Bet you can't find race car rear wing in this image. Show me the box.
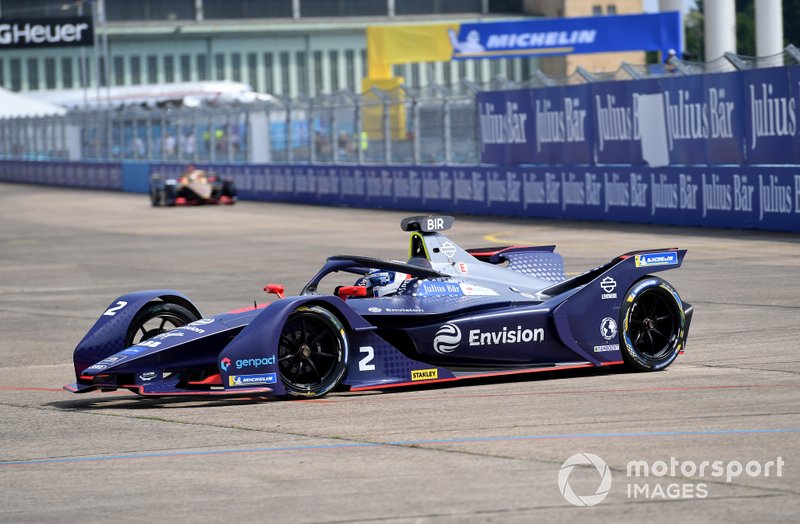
[401,215,454,233]
[539,248,686,299]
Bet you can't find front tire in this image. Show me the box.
[278,306,348,398]
[125,302,199,347]
[620,277,685,371]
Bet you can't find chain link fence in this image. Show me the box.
[1,46,798,165]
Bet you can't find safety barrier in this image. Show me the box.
[1,160,798,233]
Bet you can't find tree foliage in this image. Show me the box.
[687,0,799,60]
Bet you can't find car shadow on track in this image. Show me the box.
[46,366,636,410]
[338,364,633,399]
[46,394,277,411]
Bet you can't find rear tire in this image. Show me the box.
[620,277,685,371]
[150,186,165,206]
[222,180,237,200]
[125,302,199,347]
[164,184,177,206]
[278,306,348,398]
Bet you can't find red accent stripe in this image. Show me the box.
[119,384,273,396]
[467,245,527,258]
[187,374,222,386]
[350,377,460,391]
[349,361,624,392]
[226,303,269,314]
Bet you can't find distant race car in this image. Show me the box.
[66,215,693,399]
[150,167,236,206]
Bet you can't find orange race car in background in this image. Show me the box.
[150,165,237,206]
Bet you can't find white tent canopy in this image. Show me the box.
[0,88,66,118]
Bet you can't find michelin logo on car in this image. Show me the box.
[228,373,277,387]
[635,252,678,267]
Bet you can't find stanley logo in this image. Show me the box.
[411,368,438,381]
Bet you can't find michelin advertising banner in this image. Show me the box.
[451,12,681,60]
[479,65,799,167]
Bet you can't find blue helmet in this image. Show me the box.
[356,270,408,297]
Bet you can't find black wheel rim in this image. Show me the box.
[129,313,188,345]
[278,312,341,390]
[627,290,679,360]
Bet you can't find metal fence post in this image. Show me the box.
[286,101,293,163]
[106,110,113,159]
[355,97,363,165]
[383,98,391,164]
[331,103,339,163]
[146,114,153,162]
[412,97,420,165]
[443,96,451,165]
[309,99,316,164]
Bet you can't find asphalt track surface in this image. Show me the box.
[1,182,799,523]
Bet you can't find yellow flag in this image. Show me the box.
[366,23,459,79]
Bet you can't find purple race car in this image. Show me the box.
[65,215,692,399]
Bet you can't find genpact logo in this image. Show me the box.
[434,323,462,354]
[220,357,231,371]
[236,356,277,369]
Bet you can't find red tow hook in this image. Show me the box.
[264,284,285,299]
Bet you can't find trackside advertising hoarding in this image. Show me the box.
[1,161,797,233]
[451,12,681,60]
[0,17,94,49]
[478,65,800,166]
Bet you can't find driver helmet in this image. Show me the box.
[357,270,409,297]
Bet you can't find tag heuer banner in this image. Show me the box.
[0,17,94,49]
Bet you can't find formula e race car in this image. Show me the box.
[150,167,236,206]
[65,215,693,399]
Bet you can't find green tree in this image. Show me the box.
[736,0,756,56]
[690,0,800,60]
[684,1,705,61]
[783,0,800,48]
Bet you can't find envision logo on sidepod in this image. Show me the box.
[433,323,462,354]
